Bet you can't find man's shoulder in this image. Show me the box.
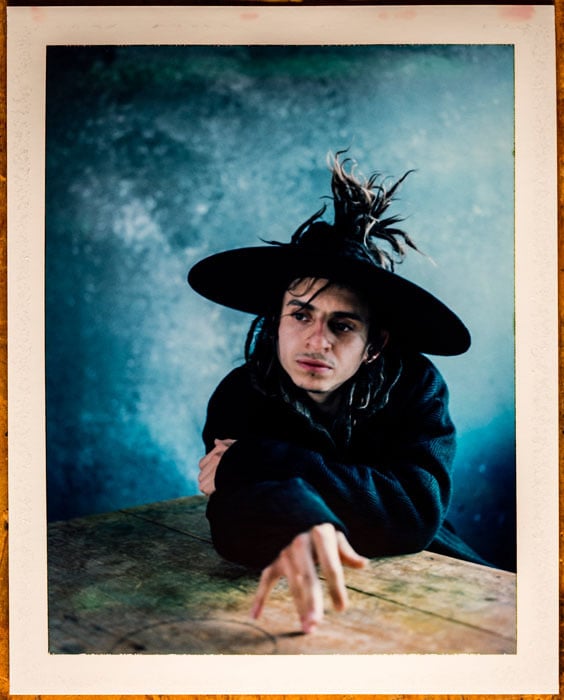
[387,352,448,406]
[400,351,443,379]
[212,364,253,392]
[208,364,261,408]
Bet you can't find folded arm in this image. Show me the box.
[205,361,455,565]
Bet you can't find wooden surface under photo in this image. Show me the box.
[47,495,516,655]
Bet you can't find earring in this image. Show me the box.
[365,352,380,365]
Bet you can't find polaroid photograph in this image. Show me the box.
[6,3,559,695]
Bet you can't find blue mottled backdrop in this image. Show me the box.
[45,45,515,570]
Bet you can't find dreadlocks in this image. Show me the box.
[281,151,421,272]
[329,151,420,271]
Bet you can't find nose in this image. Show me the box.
[305,319,331,351]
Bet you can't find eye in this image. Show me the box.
[330,320,354,334]
[290,310,310,322]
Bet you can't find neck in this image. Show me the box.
[305,389,343,418]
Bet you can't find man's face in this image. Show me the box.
[277,278,375,408]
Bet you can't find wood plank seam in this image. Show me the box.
[117,509,213,544]
[341,583,515,642]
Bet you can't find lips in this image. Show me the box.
[296,356,333,373]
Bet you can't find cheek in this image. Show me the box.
[345,337,371,362]
[344,345,371,375]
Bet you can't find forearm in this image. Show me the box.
[214,437,452,558]
[206,477,346,568]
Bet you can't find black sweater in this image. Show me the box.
[203,353,488,569]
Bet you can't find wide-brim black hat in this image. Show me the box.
[188,235,471,356]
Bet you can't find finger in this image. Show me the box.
[311,525,348,611]
[199,448,220,471]
[199,456,217,485]
[284,534,324,633]
[250,562,282,620]
[198,470,210,494]
[201,441,229,464]
[198,472,215,495]
[199,447,224,477]
[336,531,369,568]
[210,445,229,460]
[198,460,214,484]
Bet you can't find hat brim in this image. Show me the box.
[188,246,470,356]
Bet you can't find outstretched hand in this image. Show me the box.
[198,438,236,495]
[250,523,367,634]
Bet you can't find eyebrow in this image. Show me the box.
[285,299,369,324]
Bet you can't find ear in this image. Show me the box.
[364,330,390,364]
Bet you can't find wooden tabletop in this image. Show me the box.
[47,495,516,655]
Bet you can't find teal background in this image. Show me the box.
[45,45,515,570]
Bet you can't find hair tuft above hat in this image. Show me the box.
[329,150,420,272]
[263,151,421,273]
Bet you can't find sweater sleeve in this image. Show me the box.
[203,360,455,568]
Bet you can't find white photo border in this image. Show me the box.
[6,4,559,695]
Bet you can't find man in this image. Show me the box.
[188,153,487,634]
